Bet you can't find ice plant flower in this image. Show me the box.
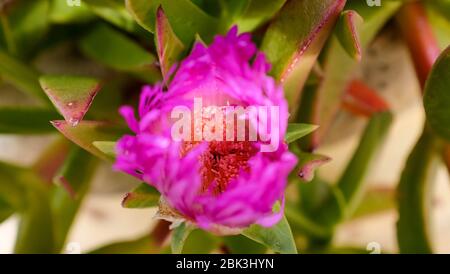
[114,27,297,234]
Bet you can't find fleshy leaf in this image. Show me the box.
[0,0,50,57]
[352,187,395,219]
[335,10,363,61]
[51,148,98,252]
[0,107,57,134]
[39,75,102,127]
[51,120,129,161]
[122,183,160,209]
[297,151,331,182]
[49,0,94,24]
[79,24,160,82]
[234,0,287,32]
[155,7,185,81]
[125,0,219,44]
[83,0,137,32]
[314,111,392,227]
[424,46,450,141]
[285,123,318,144]
[93,141,117,159]
[242,215,297,254]
[125,0,155,32]
[171,222,194,254]
[89,234,159,254]
[316,1,401,139]
[261,0,346,112]
[343,80,390,117]
[0,50,48,104]
[223,235,267,254]
[397,129,438,254]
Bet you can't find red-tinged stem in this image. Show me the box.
[32,138,71,183]
[342,80,390,118]
[397,2,450,173]
[151,220,171,247]
[444,145,450,176]
[396,1,441,89]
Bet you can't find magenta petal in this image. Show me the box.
[114,26,297,231]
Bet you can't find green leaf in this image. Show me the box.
[352,187,395,219]
[14,172,55,254]
[284,204,332,239]
[51,147,98,252]
[427,0,450,22]
[51,120,129,161]
[125,0,219,44]
[285,123,318,144]
[79,24,160,83]
[316,1,401,137]
[424,46,450,141]
[182,230,221,254]
[93,141,116,159]
[124,0,155,32]
[88,234,159,254]
[242,215,297,254]
[0,50,48,104]
[261,0,346,112]
[40,75,101,126]
[83,0,138,32]
[49,0,95,24]
[155,7,185,80]
[336,112,392,215]
[0,200,13,224]
[296,151,331,182]
[315,112,393,226]
[0,107,57,134]
[171,222,195,254]
[223,235,267,254]
[0,161,27,211]
[397,128,439,254]
[0,0,50,57]
[0,142,54,255]
[335,10,363,61]
[426,2,450,49]
[234,0,286,32]
[122,183,160,209]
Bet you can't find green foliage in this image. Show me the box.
[122,183,160,209]
[424,47,450,140]
[242,215,297,254]
[397,128,439,254]
[0,107,57,134]
[0,0,448,255]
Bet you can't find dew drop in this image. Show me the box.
[69,117,79,127]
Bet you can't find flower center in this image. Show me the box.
[183,141,257,195]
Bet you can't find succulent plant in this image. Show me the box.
[0,0,449,254]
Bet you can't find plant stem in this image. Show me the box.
[443,145,450,176]
[0,12,16,55]
[396,1,441,89]
[342,80,390,117]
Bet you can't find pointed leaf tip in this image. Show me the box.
[155,6,185,81]
[297,152,332,182]
[51,120,128,160]
[336,10,363,61]
[40,75,101,126]
[285,123,319,144]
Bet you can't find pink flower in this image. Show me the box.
[114,27,297,233]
